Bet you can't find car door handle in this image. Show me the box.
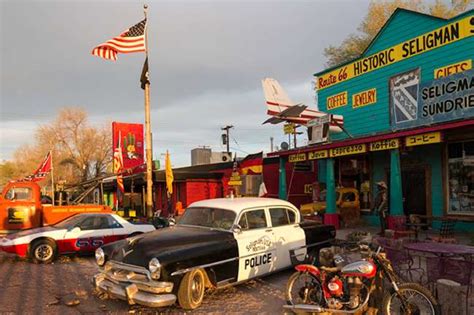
[265,229,272,232]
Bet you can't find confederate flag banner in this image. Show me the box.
[23,151,52,182]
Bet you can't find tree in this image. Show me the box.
[10,107,112,185]
[324,0,472,67]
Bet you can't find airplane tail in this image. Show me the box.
[262,78,296,113]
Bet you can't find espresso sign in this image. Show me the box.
[330,144,366,157]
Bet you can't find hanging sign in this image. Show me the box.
[327,91,348,110]
[369,139,400,151]
[289,153,307,163]
[316,16,474,90]
[329,144,366,157]
[283,123,295,134]
[405,132,442,147]
[434,59,472,78]
[353,88,377,108]
[308,150,328,160]
[228,171,242,186]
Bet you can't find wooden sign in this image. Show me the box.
[329,144,366,157]
[289,153,307,163]
[308,150,328,160]
[370,139,399,151]
[405,132,442,147]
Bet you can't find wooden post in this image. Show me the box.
[144,4,154,218]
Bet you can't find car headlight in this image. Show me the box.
[148,258,161,280]
[95,248,105,266]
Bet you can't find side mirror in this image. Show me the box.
[231,224,242,234]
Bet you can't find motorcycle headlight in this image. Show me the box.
[148,258,161,280]
[95,248,105,266]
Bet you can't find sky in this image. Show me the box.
[1,0,372,167]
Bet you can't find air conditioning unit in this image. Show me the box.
[221,153,231,162]
[308,114,331,145]
[210,152,232,164]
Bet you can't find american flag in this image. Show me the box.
[92,19,146,61]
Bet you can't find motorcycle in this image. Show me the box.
[284,243,439,314]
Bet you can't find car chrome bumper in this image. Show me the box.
[93,261,176,308]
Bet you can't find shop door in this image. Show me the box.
[401,169,427,216]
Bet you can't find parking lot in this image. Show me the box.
[0,252,291,314]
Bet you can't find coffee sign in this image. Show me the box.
[370,139,399,151]
[289,153,307,163]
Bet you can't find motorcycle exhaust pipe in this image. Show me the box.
[283,302,366,314]
[283,288,370,314]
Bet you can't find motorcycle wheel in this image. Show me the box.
[382,282,439,315]
[286,271,325,306]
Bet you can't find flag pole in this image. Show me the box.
[143,4,154,218]
[51,150,55,205]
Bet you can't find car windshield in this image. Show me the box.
[178,207,236,230]
[54,215,85,229]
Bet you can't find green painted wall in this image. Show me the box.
[316,10,474,141]
[368,145,444,226]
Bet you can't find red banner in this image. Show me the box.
[112,122,144,173]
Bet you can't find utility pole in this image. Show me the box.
[270,137,274,152]
[221,125,233,154]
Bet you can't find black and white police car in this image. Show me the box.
[93,197,336,310]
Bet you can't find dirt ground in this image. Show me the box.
[0,252,291,314]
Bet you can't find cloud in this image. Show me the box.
[1,0,370,164]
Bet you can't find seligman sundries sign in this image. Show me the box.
[393,69,474,129]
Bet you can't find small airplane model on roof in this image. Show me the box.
[262,78,344,133]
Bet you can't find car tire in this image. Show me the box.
[30,239,57,264]
[177,268,206,310]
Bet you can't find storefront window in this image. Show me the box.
[448,141,474,215]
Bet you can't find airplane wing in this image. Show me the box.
[262,116,285,125]
[278,104,307,117]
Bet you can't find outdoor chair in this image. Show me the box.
[391,216,417,240]
[425,256,472,314]
[426,218,457,243]
[384,243,424,282]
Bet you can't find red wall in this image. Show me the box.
[185,180,223,206]
[263,158,317,209]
